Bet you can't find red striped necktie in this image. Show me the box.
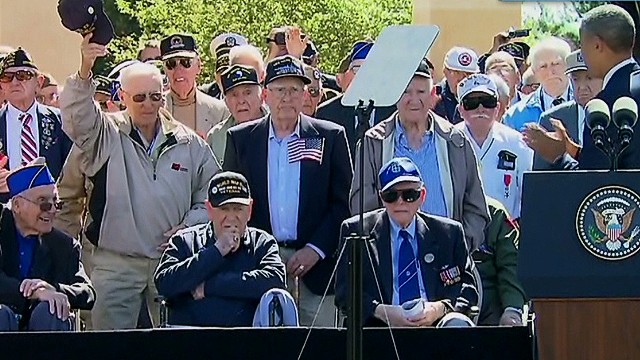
[19,113,37,165]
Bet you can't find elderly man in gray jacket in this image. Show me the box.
[350,59,489,251]
[59,34,220,330]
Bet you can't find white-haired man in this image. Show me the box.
[484,51,523,106]
[229,45,266,82]
[503,37,574,131]
[59,34,220,330]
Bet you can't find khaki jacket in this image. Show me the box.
[165,90,230,137]
[54,145,93,239]
[59,74,220,258]
[350,112,489,250]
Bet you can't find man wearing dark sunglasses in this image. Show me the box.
[0,158,94,331]
[336,157,477,328]
[59,33,220,330]
[160,33,229,138]
[0,48,72,204]
[350,59,489,252]
[455,74,532,221]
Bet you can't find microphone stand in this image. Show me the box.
[347,99,374,360]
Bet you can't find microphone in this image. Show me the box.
[585,99,611,153]
[612,96,638,148]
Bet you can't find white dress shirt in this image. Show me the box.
[456,122,533,218]
[6,102,39,170]
[602,58,636,90]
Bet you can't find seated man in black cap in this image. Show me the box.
[0,48,73,203]
[154,171,287,327]
[0,158,95,331]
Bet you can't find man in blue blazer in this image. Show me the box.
[555,5,640,169]
[335,157,477,327]
[0,48,72,202]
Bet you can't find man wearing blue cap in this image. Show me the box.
[223,55,352,326]
[0,158,95,331]
[316,40,397,156]
[336,157,477,327]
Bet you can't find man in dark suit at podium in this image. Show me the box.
[554,4,640,170]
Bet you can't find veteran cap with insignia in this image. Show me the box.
[457,73,498,100]
[0,48,38,74]
[57,0,114,45]
[210,32,248,57]
[565,49,588,74]
[444,46,479,73]
[160,33,198,60]
[302,41,318,65]
[264,55,311,86]
[215,48,231,74]
[208,171,252,207]
[7,157,55,198]
[221,65,260,94]
[414,59,432,79]
[378,157,423,192]
[93,75,113,96]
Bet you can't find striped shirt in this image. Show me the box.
[394,118,448,217]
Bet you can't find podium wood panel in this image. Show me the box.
[535,299,640,360]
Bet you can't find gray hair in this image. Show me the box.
[487,73,510,101]
[529,37,572,69]
[581,4,635,53]
[120,63,163,91]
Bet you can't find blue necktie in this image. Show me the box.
[398,230,421,304]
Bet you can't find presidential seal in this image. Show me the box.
[576,186,640,261]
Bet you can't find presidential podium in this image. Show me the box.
[519,170,640,360]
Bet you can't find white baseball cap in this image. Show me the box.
[457,74,498,100]
[565,49,587,74]
[444,46,479,73]
[210,33,248,56]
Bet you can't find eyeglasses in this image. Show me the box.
[36,93,59,104]
[307,87,321,98]
[348,64,361,74]
[143,56,162,62]
[122,90,163,103]
[380,188,422,203]
[0,70,36,83]
[164,58,193,70]
[267,86,304,98]
[17,196,62,212]
[527,83,540,91]
[461,96,498,111]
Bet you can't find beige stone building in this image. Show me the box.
[0,0,521,82]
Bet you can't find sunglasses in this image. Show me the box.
[164,58,193,70]
[380,188,422,203]
[0,70,36,83]
[124,91,163,103]
[18,196,63,212]
[462,96,498,111]
[307,87,321,98]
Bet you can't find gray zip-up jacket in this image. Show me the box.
[59,73,220,258]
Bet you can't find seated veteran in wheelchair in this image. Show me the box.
[154,171,295,327]
[335,157,478,328]
[474,197,527,326]
[0,158,95,331]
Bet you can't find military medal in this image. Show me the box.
[503,173,512,199]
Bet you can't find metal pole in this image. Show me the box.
[347,100,374,360]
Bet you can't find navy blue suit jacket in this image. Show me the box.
[223,114,353,296]
[0,103,72,201]
[562,62,640,170]
[335,209,478,327]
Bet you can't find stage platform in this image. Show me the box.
[0,326,533,360]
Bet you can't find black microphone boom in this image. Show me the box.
[612,96,638,148]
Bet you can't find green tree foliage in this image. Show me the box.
[100,0,412,82]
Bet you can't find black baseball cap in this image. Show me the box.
[160,34,198,60]
[0,48,38,73]
[208,172,251,207]
[498,43,525,60]
[221,65,260,94]
[57,0,114,45]
[93,75,113,95]
[414,59,432,78]
[264,55,311,86]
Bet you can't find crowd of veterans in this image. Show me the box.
[0,2,638,332]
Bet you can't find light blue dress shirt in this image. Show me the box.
[394,119,448,217]
[389,216,427,305]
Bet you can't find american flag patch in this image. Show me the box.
[288,137,324,163]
